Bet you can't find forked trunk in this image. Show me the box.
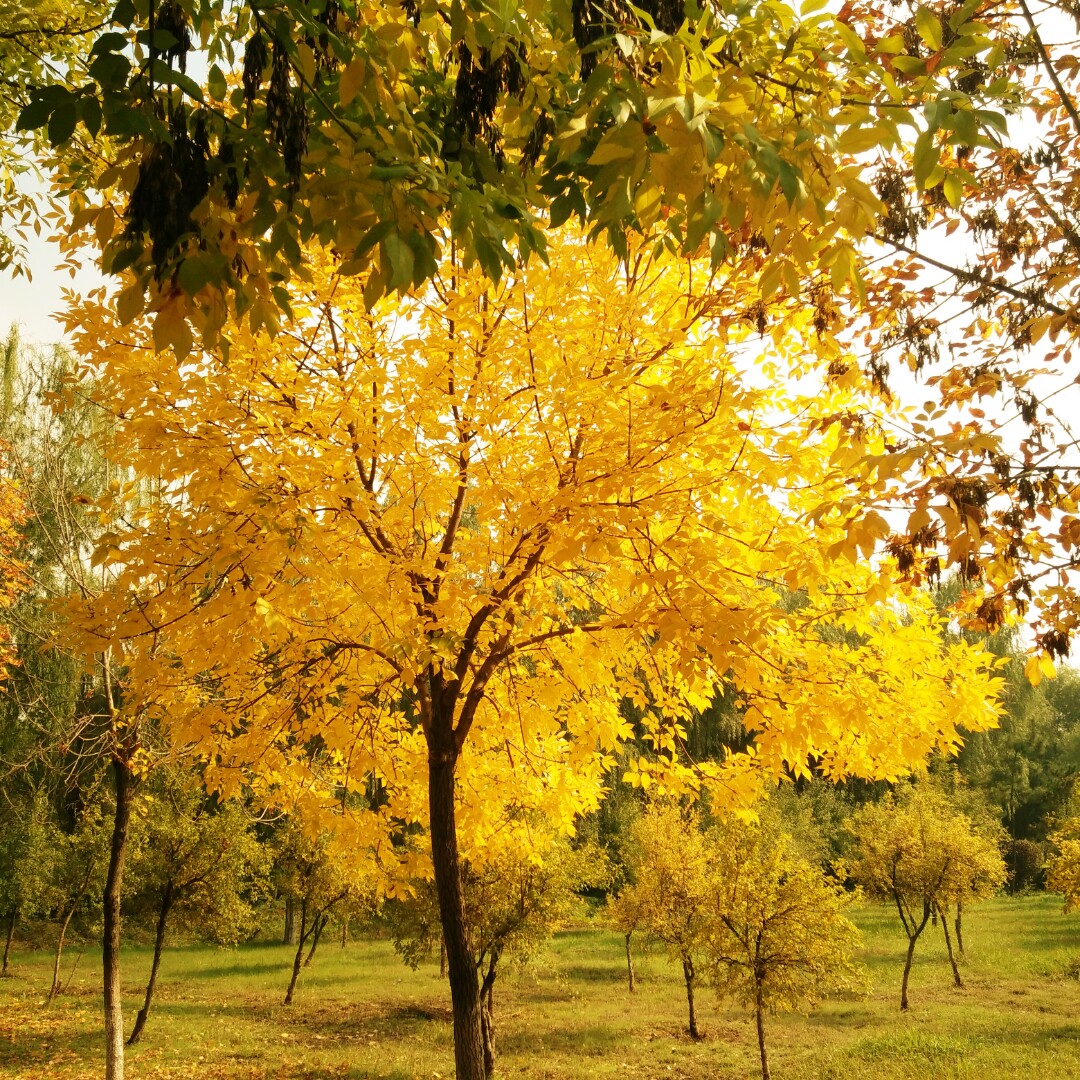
[899,901,932,1011]
[428,744,485,1080]
[942,913,963,988]
[624,931,635,993]
[48,899,78,1002]
[2,906,15,976]
[479,947,500,1079]
[283,900,308,1005]
[755,983,770,1080]
[128,879,174,1045]
[104,755,135,1080]
[681,954,700,1039]
[304,913,327,967]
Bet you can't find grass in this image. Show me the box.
[5,895,1080,1078]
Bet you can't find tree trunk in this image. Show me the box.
[955,901,964,958]
[681,954,700,1039]
[284,898,297,945]
[440,938,447,978]
[2,906,15,976]
[428,744,485,1080]
[900,934,918,1011]
[340,920,348,949]
[479,948,500,1079]
[942,912,963,989]
[303,913,327,967]
[128,880,174,1045]
[624,931,635,993]
[283,900,308,1005]
[104,755,135,1080]
[48,899,78,1002]
[755,983,770,1080]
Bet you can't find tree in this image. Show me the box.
[392,835,605,1075]
[850,785,1006,1009]
[68,235,1001,1079]
[11,0,1020,349]
[613,801,713,1038]
[701,813,865,1080]
[1044,813,1080,913]
[125,769,268,1044]
[272,817,374,1007]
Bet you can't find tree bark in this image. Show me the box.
[104,755,135,1080]
[440,938,447,978]
[284,898,297,945]
[303,912,327,967]
[48,900,78,1002]
[942,913,963,988]
[681,954,700,1039]
[283,900,308,1005]
[624,931,635,993]
[428,744,485,1080]
[755,983,770,1080]
[479,947,500,1079]
[900,934,917,1011]
[128,879,174,1045]
[955,900,964,958]
[2,906,15,976]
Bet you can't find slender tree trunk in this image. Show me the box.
[681,954,699,1039]
[284,898,297,945]
[900,935,919,1011]
[104,755,135,1080]
[755,983,770,1080]
[48,900,78,1002]
[955,900,965,958]
[340,920,348,949]
[2,906,15,976]
[283,901,308,1005]
[624,931,635,993]
[440,938,447,978]
[428,743,485,1080]
[942,913,963,988]
[128,880,174,1045]
[479,948,500,1079]
[303,913,327,967]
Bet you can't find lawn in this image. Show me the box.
[4,895,1080,1078]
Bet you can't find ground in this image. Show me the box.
[3,895,1080,1078]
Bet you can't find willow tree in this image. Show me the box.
[68,234,999,1079]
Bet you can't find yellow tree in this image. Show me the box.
[67,234,1000,1079]
[702,813,865,1080]
[850,785,1006,1009]
[1045,816,1080,913]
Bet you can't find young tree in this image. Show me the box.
[69,236,1000,1079]
[614,802,713,1038]
[1044,815,1080,913]
[850,785,1006,1009]
[392,835,605,1075]
[272,818,374,1007]
[701,813,865,1080]
[125,770,268,1044]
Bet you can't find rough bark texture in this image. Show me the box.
[428,743,485,1080]
[2,906,15,976]
[128,880,174,1045]
[755,984,771,1080]
[681,954,699,1039]
[624,932,635,993]
[104,755,135,1080]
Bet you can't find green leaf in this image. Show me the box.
[915,6,942,52]
[48,102,78,146]
[777,160,800,204]
[208,64,228,102]
[16,97,53,132]
[178,255,218,295]
[91,32,129,56]
[382,230,414,291]
[912,130,938,188]
[79,97,103,140]
[89,50,132,88]
[112,0,136,27]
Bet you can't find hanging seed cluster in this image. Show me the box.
[447,42,526,167]
[243,31,309,185]
[573,0,685,80]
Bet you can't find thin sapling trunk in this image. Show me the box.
[681,954,700,1039]
[2,906,15,976]
[128,879,174,1045]
[104,754,135,1080]
[624,931,635,993]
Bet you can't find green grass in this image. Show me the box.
[5,895,1080,1078]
